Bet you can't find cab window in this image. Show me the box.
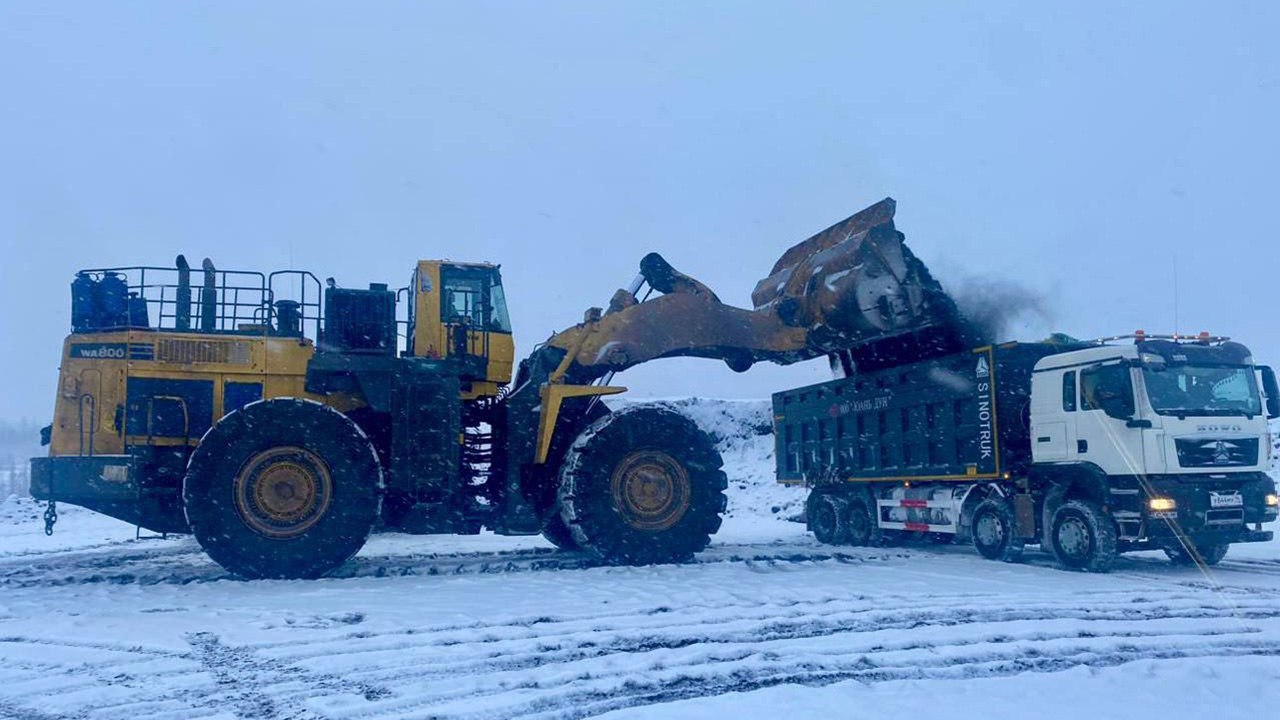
[489,278,512,332]
[442,273,484,326]
[1062,371,1077,412]
[439,265,513,332]
[1080,364,1135,416]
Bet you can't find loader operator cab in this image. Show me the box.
[407,260,515,396]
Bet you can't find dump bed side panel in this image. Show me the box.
[773,345,1056,485]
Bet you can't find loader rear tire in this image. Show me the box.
[183,399,382,580]
[558,406,726,565]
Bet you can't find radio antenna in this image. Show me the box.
[1172,252,1179,337]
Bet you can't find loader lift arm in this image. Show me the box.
[507,197,972,470]
[556,199,969,385]
[527,197,969,386]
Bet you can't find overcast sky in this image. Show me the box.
[2,1,1278,421]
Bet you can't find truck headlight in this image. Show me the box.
[1267,493,1279,508]
[1149,497,1178,512]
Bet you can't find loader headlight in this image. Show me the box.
[1266,493,1279,508]
[1148,497,1178,512]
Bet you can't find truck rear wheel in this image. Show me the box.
[845,492,883,547]
[1164,542,1229,566]
[1049,499,1117,573]
[183,399,382,579]
[558,406,726,565]
[808,492,850,545]
[971,497,1024,562]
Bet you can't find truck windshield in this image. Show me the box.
[1142,365,1262,417]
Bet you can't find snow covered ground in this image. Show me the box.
[1,401,1278,719]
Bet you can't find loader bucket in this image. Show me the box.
[751,197,958,355]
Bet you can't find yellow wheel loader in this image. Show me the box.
[30,198,966,578]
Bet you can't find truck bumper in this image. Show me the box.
[30,451,189,533]
[1136,517,1274,540]
[1112,472,1277,548]
[1135,525,1273,546]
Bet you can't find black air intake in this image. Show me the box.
[321,283,396,355]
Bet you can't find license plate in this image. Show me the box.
[1210,492,1243,508]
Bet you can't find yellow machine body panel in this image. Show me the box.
[409,260,514,395]
[47,330,361,458]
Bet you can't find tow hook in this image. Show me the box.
[43,500,57,536]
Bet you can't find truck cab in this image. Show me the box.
[1030,334,1279,555]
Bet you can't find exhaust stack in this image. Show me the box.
[200,258,217,332]
[175,255,192,331]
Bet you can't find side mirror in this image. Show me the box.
[1262,365,1280,420]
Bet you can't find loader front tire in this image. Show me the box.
[558,406,726,565]
[183,399,382,580]
[540,513,581,551]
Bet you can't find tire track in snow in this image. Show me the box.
[286,598,1280,686]
[5,593,1279,720]
[7,529,1280,719]
[6,526,1275,593]
[1213,558,1280,577]
[7,534,1275,601]
[10,589,1268,720]
[0,632,394,720]
[257,589,1279,720]
[185,632,325,720]
[339,630,1280,720]
[0,540,912,589]
[511,639,1280,720]
[343,624,1267,715]
[0,698,79,720]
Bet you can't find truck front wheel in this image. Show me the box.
[1049,500,1117,573]
[183,399,383,579]
[558,406,726,565]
